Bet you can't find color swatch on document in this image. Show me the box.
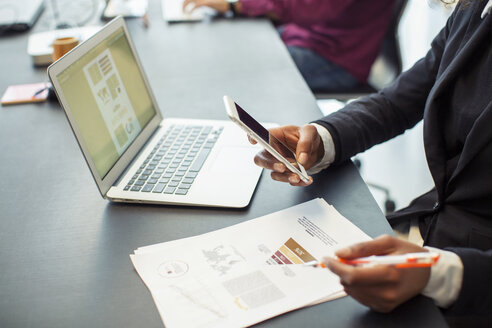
[267,237,317,265]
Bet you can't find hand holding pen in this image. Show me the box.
[322,235,433,313]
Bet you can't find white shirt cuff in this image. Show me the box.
[307,123,335,175]
[422,247,464,308]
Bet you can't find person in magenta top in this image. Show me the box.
[183,0,394,91]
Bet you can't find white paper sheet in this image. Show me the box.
[130,198,371,327]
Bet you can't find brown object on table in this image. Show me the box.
[52,37,79,62]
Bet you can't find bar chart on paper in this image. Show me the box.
[268,237,317,265]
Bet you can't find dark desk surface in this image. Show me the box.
[0,2,447,327]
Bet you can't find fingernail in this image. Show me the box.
[298,152,308,165]
[289,175,300,184]
[336,248,351,258]
[323,257,336,270]
[273,163,285,172]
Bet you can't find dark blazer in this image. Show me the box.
[314,1,492,315]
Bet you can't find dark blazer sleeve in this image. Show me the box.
[444,248,492,315]
[313,8,457,164]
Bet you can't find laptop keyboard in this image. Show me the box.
[124,124,223,195]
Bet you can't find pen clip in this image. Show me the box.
[394,253,440,268]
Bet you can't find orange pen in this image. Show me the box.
[303,252,440,269]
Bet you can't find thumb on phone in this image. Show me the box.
[247,134,257,145]
[296,125,318,167]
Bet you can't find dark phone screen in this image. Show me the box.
[235,102,296,161]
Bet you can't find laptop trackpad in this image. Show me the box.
[209,146,257,174]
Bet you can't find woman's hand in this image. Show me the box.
[182,0,230,13]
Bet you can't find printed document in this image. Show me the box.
[130,198,371,327]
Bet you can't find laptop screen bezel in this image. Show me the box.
[47,16,163,197]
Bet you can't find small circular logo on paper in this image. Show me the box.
[158,260,189,278]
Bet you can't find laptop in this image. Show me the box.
[48,16,262,208]
[161,0,216,22]
[0,0,44,32]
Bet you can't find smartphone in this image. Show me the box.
[223,95,310,183]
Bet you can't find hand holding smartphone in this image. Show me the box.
[223,95,310,183]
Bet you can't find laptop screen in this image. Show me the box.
[56,27,156,179]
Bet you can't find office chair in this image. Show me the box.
[314,0,408,101]
[353,158,396,214]
[316,0,408,214]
